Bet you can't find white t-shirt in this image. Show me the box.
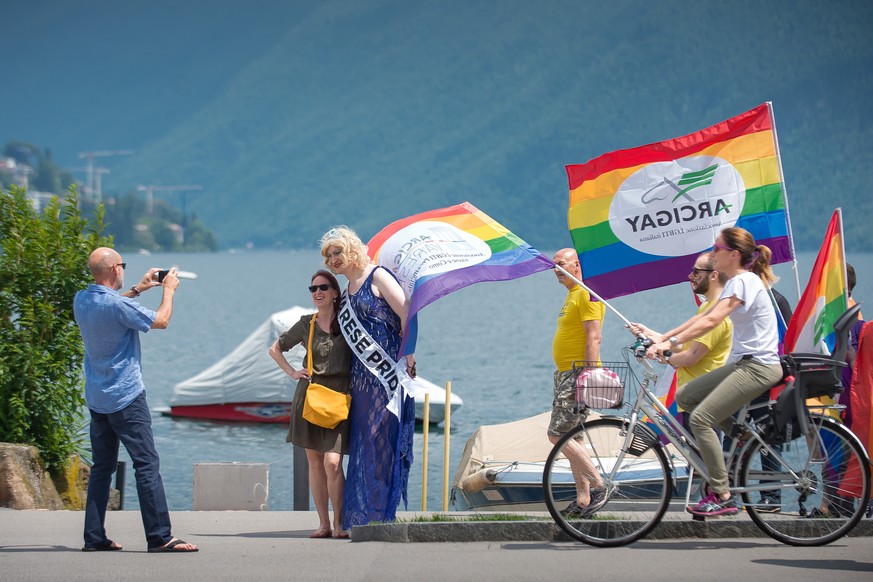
[720,271,780,365]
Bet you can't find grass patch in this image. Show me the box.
[398,513,549,523]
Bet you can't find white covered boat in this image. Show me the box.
[164,306,462,424]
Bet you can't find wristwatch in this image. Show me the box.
[129,286,140,297]
[668,336,679,346]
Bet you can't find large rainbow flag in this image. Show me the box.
[783,209,847,355]
[566,103,794,299]
[367,202,555,355]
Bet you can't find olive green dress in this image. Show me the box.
[277,314,352,454]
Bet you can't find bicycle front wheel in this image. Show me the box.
[542,417,673,547]
[740,415,872,545]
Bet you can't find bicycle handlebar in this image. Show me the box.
[629,337,671,362]
[630,337,652,358]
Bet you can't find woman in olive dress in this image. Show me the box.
[268,270,352,538]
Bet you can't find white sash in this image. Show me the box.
[338,290,408,418]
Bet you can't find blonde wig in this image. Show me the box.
[320,226,371,270]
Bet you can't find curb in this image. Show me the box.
[352,517,873,543]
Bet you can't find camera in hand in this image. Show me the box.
[156,269,170,283]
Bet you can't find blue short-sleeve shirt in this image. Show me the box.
[73,284,156,413]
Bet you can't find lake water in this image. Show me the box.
[116,249,872,511]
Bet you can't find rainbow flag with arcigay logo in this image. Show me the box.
[566,103,794,299]
[367,202,555,355]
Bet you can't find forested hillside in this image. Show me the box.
[2,0,871,250]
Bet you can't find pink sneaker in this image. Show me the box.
[687,493,740,517]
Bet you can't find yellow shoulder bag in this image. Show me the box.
[302,314,351,429]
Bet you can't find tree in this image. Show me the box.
[184,218,219,252]
[96,192,219,252]
[0,185,111,473]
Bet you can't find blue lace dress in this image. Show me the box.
[342,267,416,529]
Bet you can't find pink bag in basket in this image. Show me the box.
[575,367,624,409]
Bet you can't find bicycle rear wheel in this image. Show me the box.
[740,415,871,545]
[543,417,673,547]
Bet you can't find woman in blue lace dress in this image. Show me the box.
[321,226,417,531]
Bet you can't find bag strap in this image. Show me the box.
[306,314,317,375]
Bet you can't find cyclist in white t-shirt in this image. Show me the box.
[644,227,784,518]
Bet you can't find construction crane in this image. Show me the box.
[68,167,111,201]
[136,184,203,216]
[77,149,134,201]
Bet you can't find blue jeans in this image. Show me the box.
[84,391,172,549]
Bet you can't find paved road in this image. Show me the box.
[1,509,871,582]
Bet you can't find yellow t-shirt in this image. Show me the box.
[676,301,733,386]
[552,285,606,372]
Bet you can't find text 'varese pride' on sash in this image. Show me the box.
[338,291,407,418]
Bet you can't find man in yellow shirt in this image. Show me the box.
[668,252,732,383]
[548,248,607,517]
[630,251,732,385]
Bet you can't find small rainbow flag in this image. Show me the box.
[367,202,555,354]
[566,103,794,299]
[783,209,848,355]
[646,369,679,444]
[783,209,848,419]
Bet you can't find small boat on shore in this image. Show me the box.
[451,412,554,511]
[162,306,462,424]
[451,412,689,511]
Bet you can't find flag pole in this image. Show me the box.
[555,265,632,327]
[766,101,801,299]
[838,207,849,307]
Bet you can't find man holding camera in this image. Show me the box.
[73,247,197,553]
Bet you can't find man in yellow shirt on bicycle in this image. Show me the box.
[549,248,608,517]
[632,252,733,385]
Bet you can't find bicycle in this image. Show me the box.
[542,303,871,547]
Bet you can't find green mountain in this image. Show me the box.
[2,0,872,251]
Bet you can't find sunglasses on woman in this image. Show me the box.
[308,284,332,293]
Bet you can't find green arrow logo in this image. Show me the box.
[669,164,718,202]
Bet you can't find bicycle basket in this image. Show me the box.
[784,353,847,398]
[573,361,628,409]
[627,421,660,456]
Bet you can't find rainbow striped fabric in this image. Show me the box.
[566,103,793,299]
[367,202,555,354]
[783,210,847,419]
[784,209,848,355]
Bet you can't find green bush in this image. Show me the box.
[0,185,110,473]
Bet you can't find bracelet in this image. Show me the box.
[129,286,140,297]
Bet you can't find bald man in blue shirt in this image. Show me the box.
[74,247,197,553]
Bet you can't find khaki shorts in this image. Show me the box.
[548,369,581,436]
